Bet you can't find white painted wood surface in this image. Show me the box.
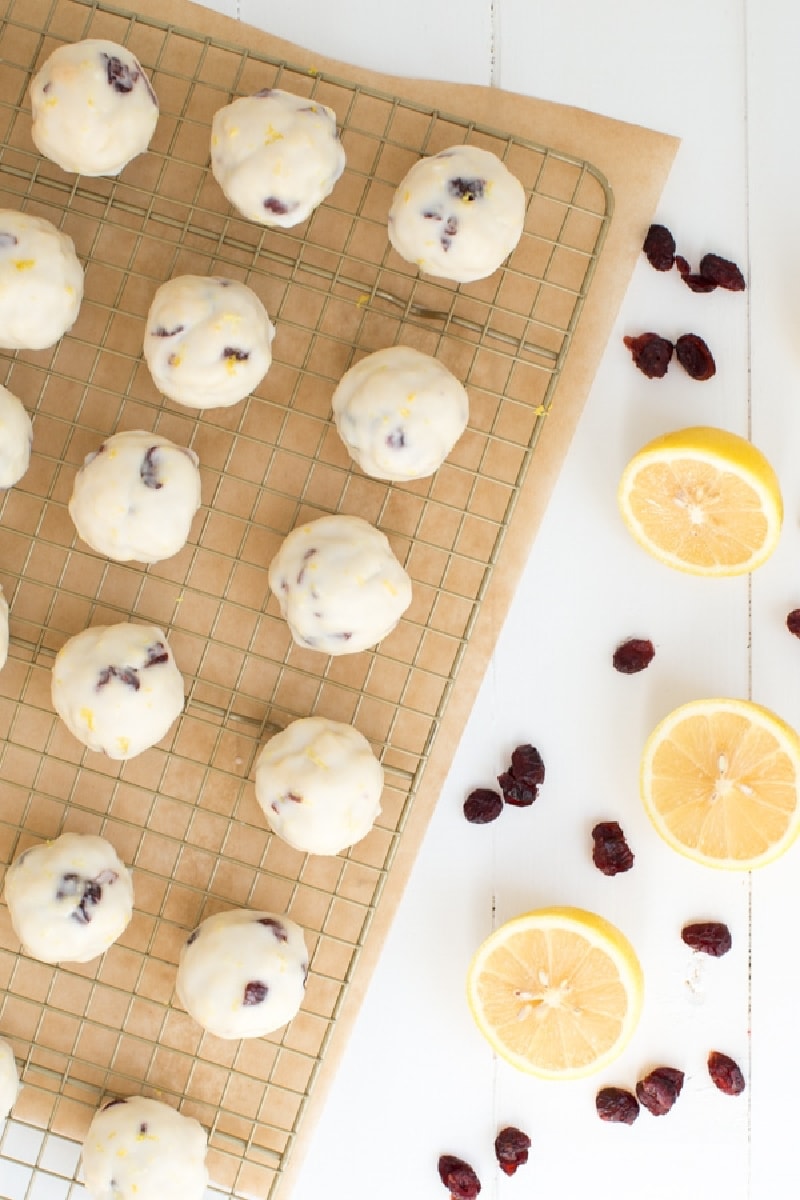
[2,1,795,1197]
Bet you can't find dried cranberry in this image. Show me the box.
[223,347,250,362]
[510,744,546,788]
[144,642,169,667]
[103,53,139,94]
[681,272,718,294]
[623,332,673,378]
[591,821,634,875]
[264,197,294,216]
[699,253,746,292]
[675,333,716,380]
[448,178,485,202]
[463,788,503,824]
[595,1087,639,1124]
[257,916,288,942]
[787,609,800,638]
[681,921,732,957]
[675,255,691,276]
[497,773,538,806]
[140,446,162,490]
[243,981,268,1006]
[707,1051,745,1096]
[441,215,459,251]
[494,1126,531,1176]
[642,223,676,271]
[437,1154,481,1199]
[612,638,655,674]
[635,1067,684,1116]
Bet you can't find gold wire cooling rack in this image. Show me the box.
[0,0,612,1194]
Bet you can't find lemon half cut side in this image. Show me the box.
[466,907,644,1079]
[640,697,800,869]
[618,425,783,576]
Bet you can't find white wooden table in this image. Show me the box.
[1,1,796,1197]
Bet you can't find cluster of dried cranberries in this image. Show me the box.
[624,331,716,381]
[643,223,746,293]
[625,223,745,383]
[463,744,545,824]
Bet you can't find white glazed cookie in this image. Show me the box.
[69,430,201,563]
[176,909,308,1039]
[82,1095,209,1200]
[0,1039,20,1121]
[0,585,7,671]
[210,87,345,227]
[254,717,384,855]
[388,144,526,283]
[0,384,33,488]
[143,275,275,409]
[51,623,184,760]
[332,346,469,481]
[0,211,84,349]
[268,514,412,655]
[4,832,134,964]
[30,39,159,176]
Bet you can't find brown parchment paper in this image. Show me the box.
[0,0,677,1195]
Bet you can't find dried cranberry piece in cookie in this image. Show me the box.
[0,232,18,249]
[787,609,800,638]
[636,1067,684,1115]
[623,332,673,378]
[96,665,140,691]
[463,788,503,824]
[257,917,288,942]
[223,347,250,362]
[243,981,269,1006]
[447,177,486,202]
[675,333,716,380]
[144,642,169,668]
[595,1086,640,1124]
[699,253,746,291]
[152,324,184,338]
[140,446,163,490]
[494,1126,531,1176]
[441,215,459,251]
[642,223,676,271]
[591,821,634,875]
[612,637,655,674]
[103,53,140,94]
[264,197,295,216]
[681,921,732,957]
[437,1155,481,1199]
[708,1051,746,1095]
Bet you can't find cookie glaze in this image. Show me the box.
[211,88,345,227]
[143,275,275,409]
[268,514,412,655]
[69,430,201,563]
[30,39,158,176]
[388,144,526,282]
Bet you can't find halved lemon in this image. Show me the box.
[466,907,644,1079]
[641,697,800,869]
[618,425,783,575]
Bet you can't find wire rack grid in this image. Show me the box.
[0,0,612,1195]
